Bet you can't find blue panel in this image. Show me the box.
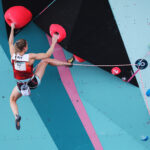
[108,0,150,113]
[64,50,150,149]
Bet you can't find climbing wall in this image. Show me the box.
[108,0,150,114]
[34,0,138,86]
[2,0,138,86]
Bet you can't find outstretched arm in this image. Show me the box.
[9,23,15,57]
[29,34,59,60]
[45,34,58,57]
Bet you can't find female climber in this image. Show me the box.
[9,23,72,130]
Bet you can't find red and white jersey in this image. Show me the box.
[11,54,34,80]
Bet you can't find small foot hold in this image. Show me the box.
[141,136,149,141]
[146,89,150,97]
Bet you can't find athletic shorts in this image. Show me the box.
[16,75,41,93]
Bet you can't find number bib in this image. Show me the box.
[14,62,26,71]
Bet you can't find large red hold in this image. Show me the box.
[4,6,32,29]
[49,24,66,43]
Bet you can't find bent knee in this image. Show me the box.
[40,59,50,64]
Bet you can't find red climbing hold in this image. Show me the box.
[4,6,32,29]
[73,55,85,63]
[111,67,121,75]
[49,24,66,42]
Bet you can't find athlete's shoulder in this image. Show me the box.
[11,53,15,60]
[12,53,29,61]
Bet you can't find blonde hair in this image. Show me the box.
[14,39,27,53]
[14,39,27,62]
